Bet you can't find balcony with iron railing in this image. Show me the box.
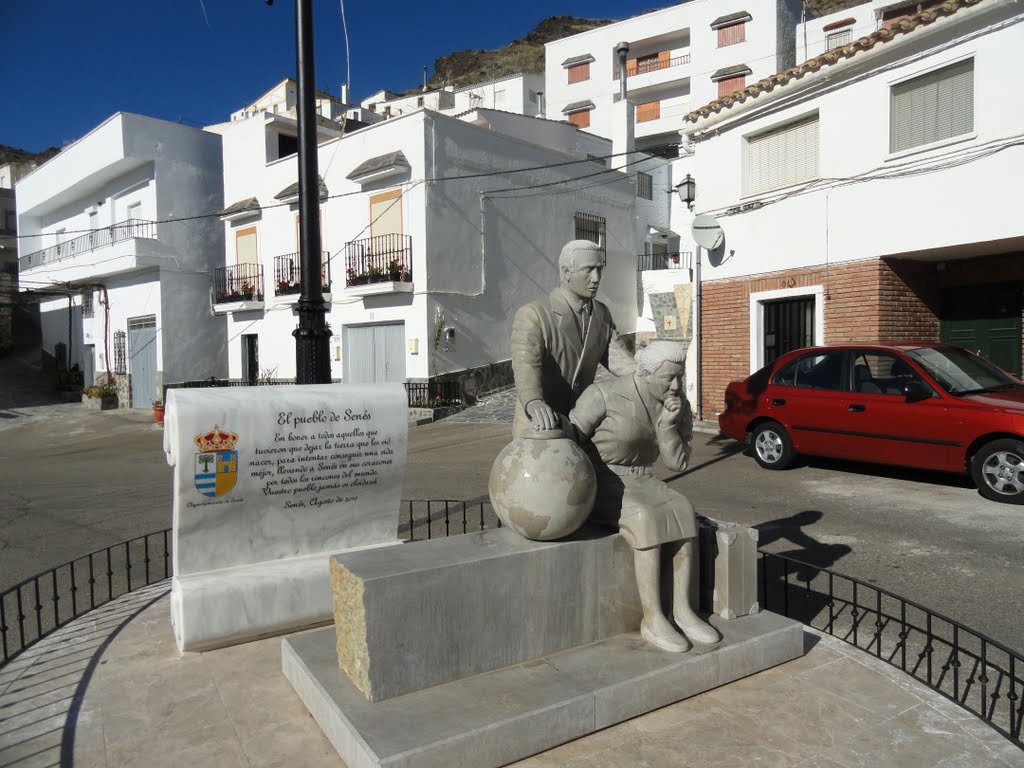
[213,263,265,309]
[273,251,331,298]
[614,53,691,80]
[638,251,693,271]
[343,234,413,296]
[19,219,158,273]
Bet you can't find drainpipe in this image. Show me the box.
[67,295,73,372]
[616,41,629,100]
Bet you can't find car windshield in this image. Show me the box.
[905,346,1020,395]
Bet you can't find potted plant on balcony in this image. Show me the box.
[82,382,118,411]
[152,399,165,426]
[388,259,411,282]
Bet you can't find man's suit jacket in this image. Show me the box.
[510,287,633,437]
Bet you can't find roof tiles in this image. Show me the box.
[685,0,984,124]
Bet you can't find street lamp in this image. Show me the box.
[674,174,696,211]
[269,0,333,383]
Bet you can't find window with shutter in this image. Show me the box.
[568,110,591,129]
[718,22,746,47]
[567,62,590,84]
[717,75,747,98]
[636,101,661,122]
[890,59,973,153]
[235,226,258,267]
[745,115,819,196]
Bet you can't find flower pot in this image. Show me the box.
[153,404,165,426]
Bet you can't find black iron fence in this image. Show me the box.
[637,251,692,271]
[761,552,1023,749]
[214,262,265,303]
[273,251,331,295]
[406,380,463,408]
[344,234,412,286]
[5,515,1020,752]
[19,219,157,272]
[400,499,500,541]
[1,530,171,666]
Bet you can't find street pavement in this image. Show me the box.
[1,381,1021,655]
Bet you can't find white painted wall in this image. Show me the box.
[424,113,639,377]
[684,0,1024,285]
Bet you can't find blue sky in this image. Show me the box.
[3,0,666,153]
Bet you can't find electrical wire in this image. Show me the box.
[7,148,659,243]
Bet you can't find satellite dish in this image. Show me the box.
[692,214,724,250]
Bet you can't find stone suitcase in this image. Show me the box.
[695,515,759,619]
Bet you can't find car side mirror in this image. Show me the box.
[903,381,932,401]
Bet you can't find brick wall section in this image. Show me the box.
[700,258,940,416]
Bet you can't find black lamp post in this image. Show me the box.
[272,0,333,384]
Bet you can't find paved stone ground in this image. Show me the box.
[445,386,518,423]
[0,584,1020,768]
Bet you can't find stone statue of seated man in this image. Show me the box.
[566,340,720,653]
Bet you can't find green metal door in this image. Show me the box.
[940,284,1022,376]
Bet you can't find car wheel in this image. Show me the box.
[971,439,1024,504]
[751,421,794,470]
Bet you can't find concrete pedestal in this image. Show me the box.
[283,611,804,768]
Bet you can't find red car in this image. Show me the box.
[718,344,1024,503]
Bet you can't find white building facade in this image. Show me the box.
[357,73,545,122]
[544,0,802,155]
[16,113,227,406]
[216,104,668,395]
[681,0,1024,413]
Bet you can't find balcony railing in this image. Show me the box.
[214,262,265,303]
[344,234,413,287]
[19,219,157,271]
[637,252,692,271]
[614,53,691,79]
[273,251,331,296]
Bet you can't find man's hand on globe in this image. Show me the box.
[525,399,559,431]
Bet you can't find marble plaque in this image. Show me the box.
[163,383,407,651]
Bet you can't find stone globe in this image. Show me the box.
[488,433,596,541]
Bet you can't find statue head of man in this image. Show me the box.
[635,341,687,404]
[558,240,605,302]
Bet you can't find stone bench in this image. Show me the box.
[330,518,759,702]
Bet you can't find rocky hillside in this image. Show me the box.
[421,0,867,92]
[0,144,60,167]
[425,16,615,90]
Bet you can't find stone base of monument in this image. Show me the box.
[283,611,802,768]
[282,526,803,768]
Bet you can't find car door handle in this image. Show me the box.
[772,398,786,406]
[849,404,866,412]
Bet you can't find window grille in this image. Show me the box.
[81,291,94,318]
[745,115,819,195]
[574,212,606,256]
[113,331,127,374]
[825,28,852,49]
[636,172,653,200]
[891,59,973,153]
